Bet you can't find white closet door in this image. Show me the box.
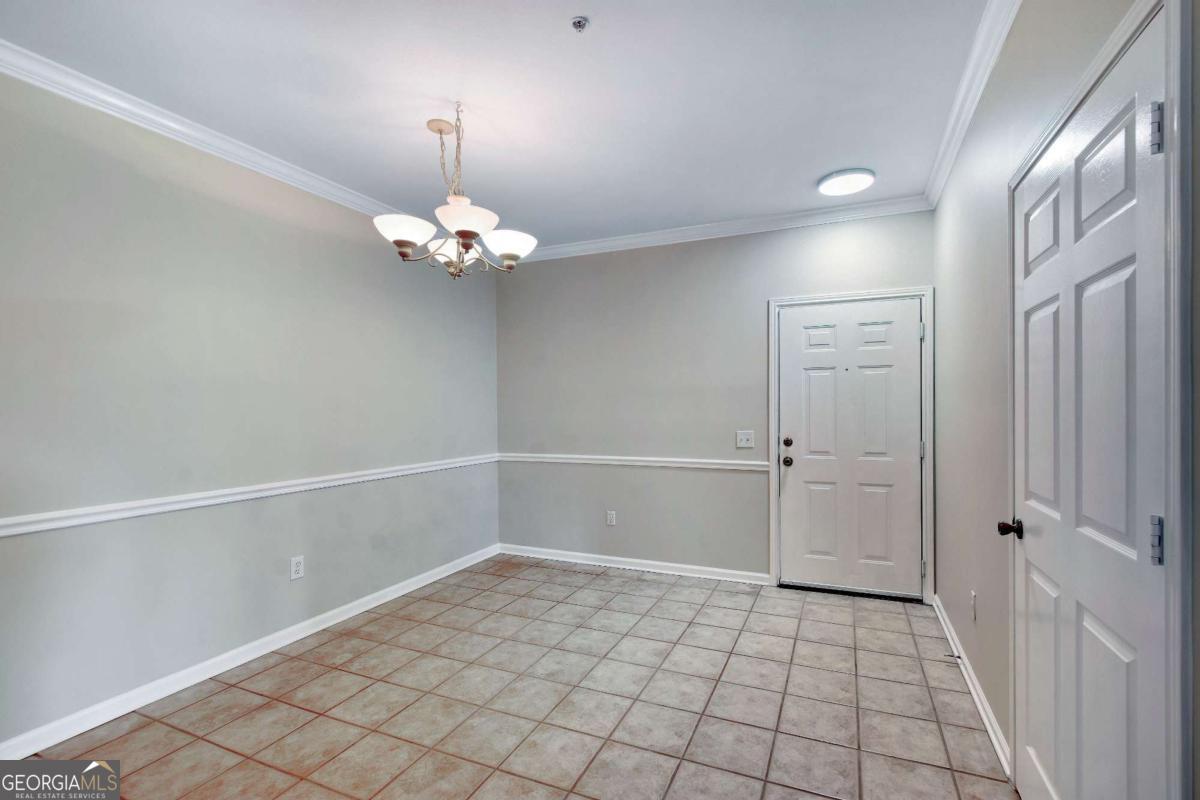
[1011,12,1167,800]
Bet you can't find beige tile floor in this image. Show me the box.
[35,554,1019,800]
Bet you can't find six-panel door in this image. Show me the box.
[1012,12,1167,800]
[778,296,923,597]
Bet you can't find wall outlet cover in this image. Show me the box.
[605,510,616,527]
[290,555,305,581]
[736,430,755,448]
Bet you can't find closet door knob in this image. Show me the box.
[997,518,1024,540]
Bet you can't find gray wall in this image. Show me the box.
[931,0,1134,744]
[497,213,934,571]
[1191,0,1198,784]
[0,74,499,740]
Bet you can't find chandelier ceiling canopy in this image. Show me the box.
[373,103,537,279]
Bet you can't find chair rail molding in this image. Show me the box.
[0,454,500,539]
[499,452,770,471]
[1,451,772,538]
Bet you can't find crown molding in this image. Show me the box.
[0,37,395,217]
[524,194,933,263]
[924,0,1023,205]
[2,0,1009,261]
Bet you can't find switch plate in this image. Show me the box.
[606,510,616,527]
[736,430,755,449]
[290,555,305,581]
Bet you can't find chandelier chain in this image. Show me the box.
[438,102,465,196]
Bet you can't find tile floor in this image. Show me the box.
[35,554,1019,800]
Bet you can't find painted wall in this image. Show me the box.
[1190,0,1198,785]
[931,0,1135,744]
[0,74,499,741]
[496,212,934,572]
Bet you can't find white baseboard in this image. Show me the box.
[499,543,771,585]
[931,594,1012,776]
[0,543,501,760]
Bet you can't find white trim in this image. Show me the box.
[1005,2,1191,796]
[499,453,769,472]
[768,286,935,603]
[0,2,1010,264]
[924,0,1023,205]
[932,594,1013,777]
[0,543,502,760]
[498,543,771,585]
[0,454,500,539]
[1008,0,1163,190]
[524,195,932,263]
[1163,1,1192,796]
[0,38,393,217]
[1,452,769,539]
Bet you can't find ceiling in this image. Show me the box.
[0,1,987,248]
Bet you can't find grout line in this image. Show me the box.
[62,552,995,799]
[918,647,966,800]
[761,591,804,800]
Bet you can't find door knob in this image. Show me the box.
[997,518,1024,540]
[782,437,793,447]
[782,456,794,467]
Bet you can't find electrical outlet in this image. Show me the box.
[735,430,755,449]
[605,510,616,527]
[970,589,977,622]
[290,555,305,581]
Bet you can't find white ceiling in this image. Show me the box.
[0,1,986,248]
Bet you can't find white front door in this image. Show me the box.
[1011,11,1167,800]
[777,296,924,596]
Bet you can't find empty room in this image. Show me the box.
[0,1,1194,799]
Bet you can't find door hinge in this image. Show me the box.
[1150,515,1164,564]
[919,322,926,341]
[1149,101,1164,154]
[920,440,926,460]
[921,561,927,579]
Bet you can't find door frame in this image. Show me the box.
[767,286,936,603]
[1005,0,1192,794]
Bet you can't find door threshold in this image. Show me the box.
[778,580,924,604]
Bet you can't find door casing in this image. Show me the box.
[768,286,935,603]
[1005,0,1192,794]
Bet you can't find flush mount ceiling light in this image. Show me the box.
[817,168,876,197]
[373,102,536,279]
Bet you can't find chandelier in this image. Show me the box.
[373,103,537,279]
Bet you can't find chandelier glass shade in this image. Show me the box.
[373,103,536,279]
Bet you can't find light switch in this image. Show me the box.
[736,430,755,449]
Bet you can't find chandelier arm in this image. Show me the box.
[476,251,512,274]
